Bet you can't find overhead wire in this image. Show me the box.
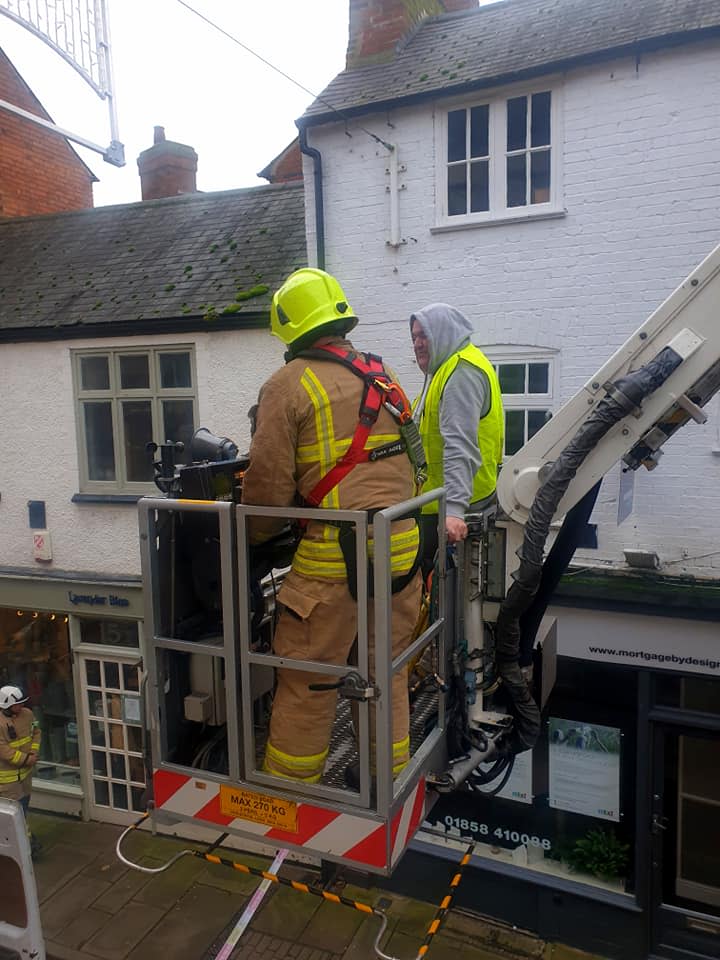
[175,0,396,152]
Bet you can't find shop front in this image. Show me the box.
[390,597,720,960]
[649,674,720,958]
[0,573,144,824]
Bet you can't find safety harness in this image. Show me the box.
[295,343,427,598]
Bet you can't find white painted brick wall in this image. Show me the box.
[305,38,720,578]
[5,40,718,587]
[0,330,282,578]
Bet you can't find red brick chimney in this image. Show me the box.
[137,126,198,201]
[347,0,478,67]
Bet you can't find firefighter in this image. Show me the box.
[0,685,41,852]
[242,268,423,786]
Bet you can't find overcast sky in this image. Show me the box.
[0,0,350,206]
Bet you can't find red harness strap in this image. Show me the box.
[301,344,397,508]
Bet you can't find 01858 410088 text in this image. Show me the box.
[442,815,552,850]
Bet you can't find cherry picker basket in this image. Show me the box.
[138,489,449,875]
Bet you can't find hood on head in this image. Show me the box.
[410,303,473,375]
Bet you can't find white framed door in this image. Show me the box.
[79,651,146,825]
[651,723,720,958]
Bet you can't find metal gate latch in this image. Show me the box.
[308,670,379,701]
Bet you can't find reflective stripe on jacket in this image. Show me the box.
[417,344,504,514]
[0,709,38,792]
[243,337,419,581]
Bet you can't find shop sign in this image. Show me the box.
[0,575,142,618]
[68,591,130,608]
[551,606,720,676]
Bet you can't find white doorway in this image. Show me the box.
[79,652,146,825]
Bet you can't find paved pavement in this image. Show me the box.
[27,811,606,960]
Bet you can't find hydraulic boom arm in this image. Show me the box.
[497,242,720,525]
[481,242,720,758]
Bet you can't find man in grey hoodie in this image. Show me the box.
[410,303,504,556]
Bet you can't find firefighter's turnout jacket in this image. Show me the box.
[0,707,41,801]
[242,337,422,783]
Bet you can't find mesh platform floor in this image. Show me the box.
[320,688,439,789]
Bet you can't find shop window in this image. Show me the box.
[425,658,637,894]
[79,619,139,648]
[72,346,198,494]
[0,608,79,789]
[654,675,720,716]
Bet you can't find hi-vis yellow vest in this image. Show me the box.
[416,344,504,514]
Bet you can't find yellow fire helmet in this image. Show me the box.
[270,268,358,353]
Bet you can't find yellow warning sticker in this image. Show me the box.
[219,785,298,833]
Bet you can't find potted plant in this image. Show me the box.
[565,828,629,881]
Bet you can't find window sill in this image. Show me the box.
[411,832,640,910]
[34,775,83,797]
[72,493,143,505]
[432,207,566,234]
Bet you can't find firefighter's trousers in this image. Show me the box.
[263,570,422,783]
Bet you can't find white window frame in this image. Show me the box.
[434,80,564,229]
[483,345,558,458]
[72,345,199,495]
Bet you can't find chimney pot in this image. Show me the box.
[154,125,166,144]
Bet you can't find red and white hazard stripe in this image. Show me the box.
[153,769,427,872]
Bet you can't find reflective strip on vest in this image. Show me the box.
[416,344,504,514]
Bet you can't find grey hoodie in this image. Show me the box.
[411,303,491,517]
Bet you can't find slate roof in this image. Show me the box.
[302,0,720,123]
[0,182,306,341]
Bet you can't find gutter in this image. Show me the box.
[0,312,270,344]
[298,124,325,270]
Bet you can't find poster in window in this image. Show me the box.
[122,694,142,725]
[474,745,533,804]
[548,718,621,822]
